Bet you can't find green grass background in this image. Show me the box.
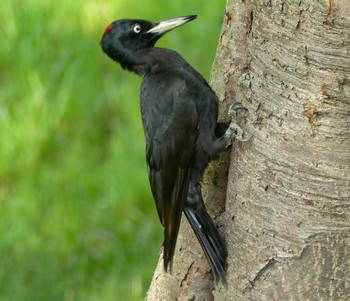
[0,0,225,300]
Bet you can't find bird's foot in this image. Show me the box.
[225,103,251,146]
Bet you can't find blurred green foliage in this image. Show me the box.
[0,0,225,300]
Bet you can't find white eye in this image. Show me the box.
[133,24,141,33]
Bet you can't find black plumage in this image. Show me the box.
[101,15,238,283]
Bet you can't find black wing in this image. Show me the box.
[141,76,198,271]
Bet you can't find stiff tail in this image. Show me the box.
[183,205,227,284]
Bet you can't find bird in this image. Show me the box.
[101,15,248,284]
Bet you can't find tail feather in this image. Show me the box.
[183,206,227,284]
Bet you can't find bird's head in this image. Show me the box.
[100,15,196,69]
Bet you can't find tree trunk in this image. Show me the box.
[145,1,350,300]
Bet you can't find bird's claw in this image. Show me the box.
[228,102,248,117]
[225,102,251,146]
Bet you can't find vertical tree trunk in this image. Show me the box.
[146,1,350,300]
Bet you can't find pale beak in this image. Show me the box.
[147,15,197,35]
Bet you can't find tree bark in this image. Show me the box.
[145,1,350,300]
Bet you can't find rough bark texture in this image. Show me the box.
[146,0,350,300]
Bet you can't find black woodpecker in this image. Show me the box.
[101,15,248,284]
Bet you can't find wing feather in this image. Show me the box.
[142,76,198,270]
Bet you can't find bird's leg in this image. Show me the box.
[224,103,251,146]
